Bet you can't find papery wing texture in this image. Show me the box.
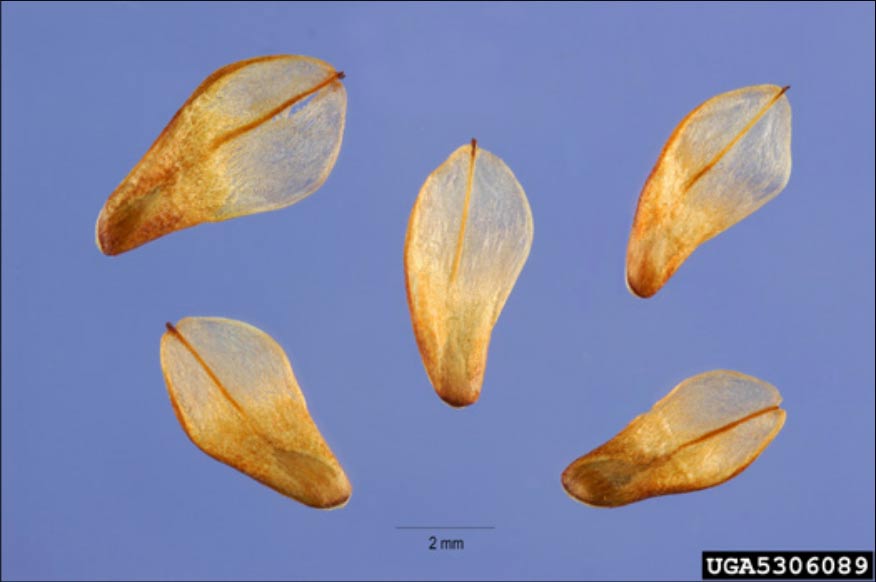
[627,85,792,297]
[562,370,785,507]
[97,55,346,255]
[405,140,533,407]
[160,317,351,508]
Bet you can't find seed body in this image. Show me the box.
[627,85,792,297]
[160,317,351,509]
[404,140,533,407]
[562,370,785,507]
[97,55,346,255]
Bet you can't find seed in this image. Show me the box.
[160,317,351,509]
[627,85,792,297]
[562,370,785,507]
[404,140,534,407]
[96,55,346,255]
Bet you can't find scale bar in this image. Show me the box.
[395,526,495,530]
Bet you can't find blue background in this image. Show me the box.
[2,2,874,580]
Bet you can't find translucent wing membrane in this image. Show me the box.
[627,85,792,297]
[160,317,351,508]
[404,140,533,407]
[562,370,785,507]
[96,55,346,255]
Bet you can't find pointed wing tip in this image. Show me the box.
[336,71,346,80]
[774,407,787,427]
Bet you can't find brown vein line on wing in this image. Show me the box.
[211,70,344,149]
[608,405,781,480]
[165,322,262,437]
[645,406,781,466]
[166,323,339,474]
[449,139,478,285]
[683,86,789,193]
